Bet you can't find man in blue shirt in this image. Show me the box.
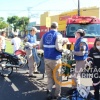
[40,22,68,99]
[24,27,40,77]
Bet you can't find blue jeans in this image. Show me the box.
[32,48,40,64]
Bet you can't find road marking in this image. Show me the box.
[4,77,19,92]
[4,77,11,82]
[11,83,19,91]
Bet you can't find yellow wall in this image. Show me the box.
[40,12,50,26]
[58,10,79,31]
[40,12,59,27]
[81,7,99,18]
[50,15,59,24]
[59,10,78,24]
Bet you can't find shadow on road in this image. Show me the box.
[0,72,47,100]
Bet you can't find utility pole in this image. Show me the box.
[78,0,80,16]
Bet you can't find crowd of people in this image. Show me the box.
[0,22,99,100]
[0,31,21,53]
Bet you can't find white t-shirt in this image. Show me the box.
[11,37,21,52]
[0,36,6,49]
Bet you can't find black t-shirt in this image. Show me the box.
[88,48,100,68]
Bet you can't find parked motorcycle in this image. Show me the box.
[0,48,42,77]
[0,51,25,77]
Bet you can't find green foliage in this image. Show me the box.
[7,16,19,31]
[0,17,8,29]
[0,17,4,21]
[5,39,23,54]
[7,16,19,24]
[7,16,29,32]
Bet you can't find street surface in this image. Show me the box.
[0,57,98,100]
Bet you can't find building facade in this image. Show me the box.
[40,6,100,38]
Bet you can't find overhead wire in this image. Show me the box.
[4,0,49,16]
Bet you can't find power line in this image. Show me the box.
[26,0,49,18]
[5,0,49,16]
[72,0,77,7]
[29,0,49,9]
[0,8,99,12]
[0,10,70,11]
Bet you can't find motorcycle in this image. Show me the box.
[0,48,42,77]
[0,51,26,77]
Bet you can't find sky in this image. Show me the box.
[0,0,100,23]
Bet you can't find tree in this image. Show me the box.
[0,17,4,21]
[17,17,29,31]
[7,16,19,31]
[0,17,8,29]
[7,16,29,32]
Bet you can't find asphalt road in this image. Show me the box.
[0,57,99,100]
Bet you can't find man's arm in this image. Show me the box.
[24,36,28,42]
[55,34,64,52]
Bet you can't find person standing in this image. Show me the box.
[88,37,100,100]
[72,29,88,88]
[11,32,21,53]
[0,31,6,52]
[40,22,67,99]
[24,27,40,77]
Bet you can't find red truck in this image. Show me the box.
[66,16,100,50]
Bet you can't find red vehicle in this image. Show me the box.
[66,16,100,50]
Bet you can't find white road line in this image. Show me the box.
[4,77,11,82]
[11,83,19,92]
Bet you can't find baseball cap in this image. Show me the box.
[51,22,58,28]
[30,27,37,32]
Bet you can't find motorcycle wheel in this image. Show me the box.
[0,59,13,77]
